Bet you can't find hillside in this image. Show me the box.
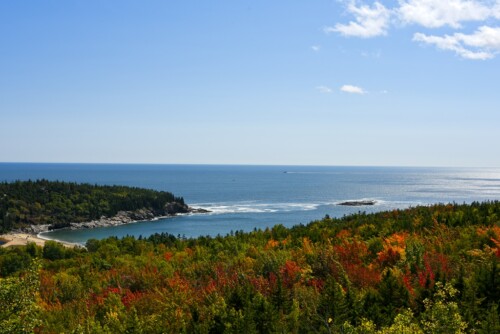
[0,180,187,232]
[1,201,499,333]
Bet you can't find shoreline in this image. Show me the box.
[27,206,209,234]
[0,232,80,248]
[1,206,210,248]
[36,232,85,248]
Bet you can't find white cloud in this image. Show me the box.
[414,26,500,59]
[495,1,500,19]
[398,0,493,28]
[311,45,321,52]
[458,25,500,48]
[316,85,333,93]
[325,1,390,38]
[340,84,366,94]
[327,0,500,59]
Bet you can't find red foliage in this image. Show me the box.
[307,277,325,290]
[163,251,173,262]
[279,260,302,288]
[344,263,380,288]
[269,272,278,288]
[213,264,239,290]
[121,289,145,308]
[87,286,122,308]
[402,270,415,297]
[332,240,380,288]
[334,240,368,265]
[167,272,191,293]
[249,275,273,296]
[202,279,217,295]
[417,253,436,288]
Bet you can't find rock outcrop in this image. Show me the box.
[337,200,377,206]
[26,203,210,233]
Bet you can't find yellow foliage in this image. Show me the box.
[302,237,313,255]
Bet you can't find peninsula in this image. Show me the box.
[0,180,207,238]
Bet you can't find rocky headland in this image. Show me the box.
[26,203,210,234]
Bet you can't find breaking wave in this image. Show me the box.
[191,201,320,214]
[191,198,423,215]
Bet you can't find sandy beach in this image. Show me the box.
[0,233,78,248]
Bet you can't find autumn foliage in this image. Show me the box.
[1,201,500,333]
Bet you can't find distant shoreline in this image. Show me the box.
[0,232,79,248]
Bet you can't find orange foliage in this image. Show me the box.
[265,239,280,250]
[377,247,401,267]
[376,232,408,268]
[39,270,57,305]
[184,247,194,257]
[336,229,350,240]
[384,232,407,254]
[476,226,500,256]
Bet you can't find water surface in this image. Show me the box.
[1,163,499,245]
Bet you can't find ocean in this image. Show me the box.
[1,163,500,245]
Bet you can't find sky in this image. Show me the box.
[1,0,499,167]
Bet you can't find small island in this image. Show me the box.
[0,179,207,236]
[337,200,377,206]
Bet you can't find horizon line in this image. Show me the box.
[0,161,496,169]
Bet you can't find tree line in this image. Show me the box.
[0,180,185,232]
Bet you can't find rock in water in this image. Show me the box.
[338,200,376,206]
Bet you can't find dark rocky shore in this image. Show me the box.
[337,200,377,206]
[27,203,210,234]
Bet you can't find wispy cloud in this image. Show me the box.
[324,1,390,38]
[311,45,321,52]
[414,26,500,60]
[328,0,500,59]
[340,84,366,94]
[316,85,333,93]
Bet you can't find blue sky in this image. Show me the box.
[1,1,499,166]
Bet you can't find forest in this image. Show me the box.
[0,180,185,232]
[1,201,500,333]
